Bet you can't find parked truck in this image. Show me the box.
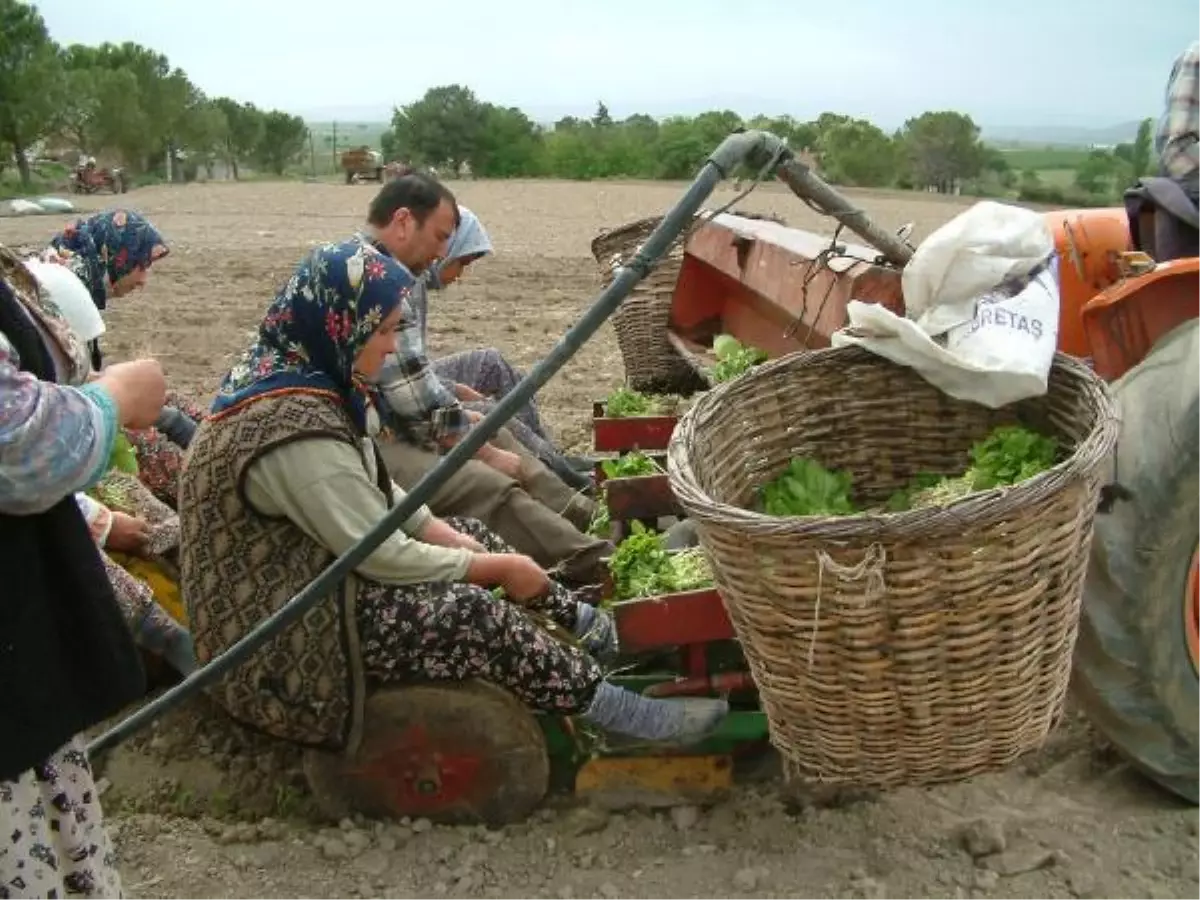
[340,146,384,184]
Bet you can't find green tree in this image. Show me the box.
[591,101,612,128]
[472,104,541,177]
[1131,117,1153,180]
[900,110,985,192]
[817,119,896,187]
[389,84,487,169]
[212,98,262,179]
[254,110,307,175]
[177,95,229,178]
[1074,148,1119,195]
[0,0,64,185]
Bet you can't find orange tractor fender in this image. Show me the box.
[1046,206,1200,380]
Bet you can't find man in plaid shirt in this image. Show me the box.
[360,173,613,586]
[1156,40,1199,202]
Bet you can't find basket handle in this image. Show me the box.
[808,543,889,666]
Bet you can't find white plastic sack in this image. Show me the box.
[34,196,75,214]
[832,201,1060,410]
[6,199,42,216]
[24,259,106,344]
[902,200,1056,335]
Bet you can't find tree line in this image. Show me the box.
[0,0,308,185]
[0,0,1154,204]
[386,86,1154,205]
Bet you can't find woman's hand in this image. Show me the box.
[419,516,485,552]
[466,553,551,602]
[107,511,151,555]
[454,383,487,402]
[97,359,167,428]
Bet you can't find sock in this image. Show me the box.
[154,405,198,449]
[581,681,728,744]
[573,602,619,662]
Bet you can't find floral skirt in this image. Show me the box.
[124,390,206,509]
[355,518,603,715]
[0,738,122,899]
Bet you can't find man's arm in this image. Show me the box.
[1157,42,1200,183]
[376,293,472,448]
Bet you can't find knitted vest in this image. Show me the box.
[179,390,383,752]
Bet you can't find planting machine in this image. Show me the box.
[89,130,1198,824]
[590,169,1200,808]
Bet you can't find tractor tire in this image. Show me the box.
[1073,316,1199,804]
[303,680,550,825]
[344,170,353,185]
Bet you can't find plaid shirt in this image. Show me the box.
[1156,41,1199,189]
[357,232,471,447]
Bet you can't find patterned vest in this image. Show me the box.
[179,390,384,752]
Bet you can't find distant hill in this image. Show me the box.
[298,115,1148,153]
[981,120,1145,148]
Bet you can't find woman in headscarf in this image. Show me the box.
[41,209,205,508]
[179,237,727,757]
[409,208,593,491]
[0,245,168,899]
[4,248,196,684]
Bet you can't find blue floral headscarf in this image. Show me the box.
[212,238,414,431]
[49,209,169,310]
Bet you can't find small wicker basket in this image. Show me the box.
[590,215,703,394]
[667,346,1119,789]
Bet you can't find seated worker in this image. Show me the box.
[2,247,194,684]
[38,210,202,507]
[177,238,728,752]
[361,174,613,586]
[406,207,592,492]
[1128,41,1200,263]
[1156,40,1199,204]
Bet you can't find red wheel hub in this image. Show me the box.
[1186,544,1199,676]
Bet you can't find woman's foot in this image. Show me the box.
[581,681,729,745]
[573,601,619,664]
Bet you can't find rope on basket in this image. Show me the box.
[808,542,888,667]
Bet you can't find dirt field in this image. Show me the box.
[2,180,1197,899]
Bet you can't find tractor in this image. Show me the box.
[69,162,127,195]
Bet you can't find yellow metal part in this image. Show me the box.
[1116,251,1157,278]
[574,755,733,808]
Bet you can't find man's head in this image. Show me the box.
[366,173,460,273]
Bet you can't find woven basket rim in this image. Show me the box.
[667,345,1120,540]
[590,215,664,264]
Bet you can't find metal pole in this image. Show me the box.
[87,129,789,757]
[774,158,914,267]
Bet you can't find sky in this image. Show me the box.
[31,0,1199,130]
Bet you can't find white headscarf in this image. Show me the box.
[409,206,494,343]
[23,258,106,344]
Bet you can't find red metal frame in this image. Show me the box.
[602,473,681,521]
[592,401,678,453]
[669,213,905,358]
[612,588,736,654]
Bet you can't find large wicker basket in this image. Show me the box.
[590,215,704,394]
[667,346,1119,789]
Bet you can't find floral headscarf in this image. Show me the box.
[212,237,414,431]
[49,209,169,310]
